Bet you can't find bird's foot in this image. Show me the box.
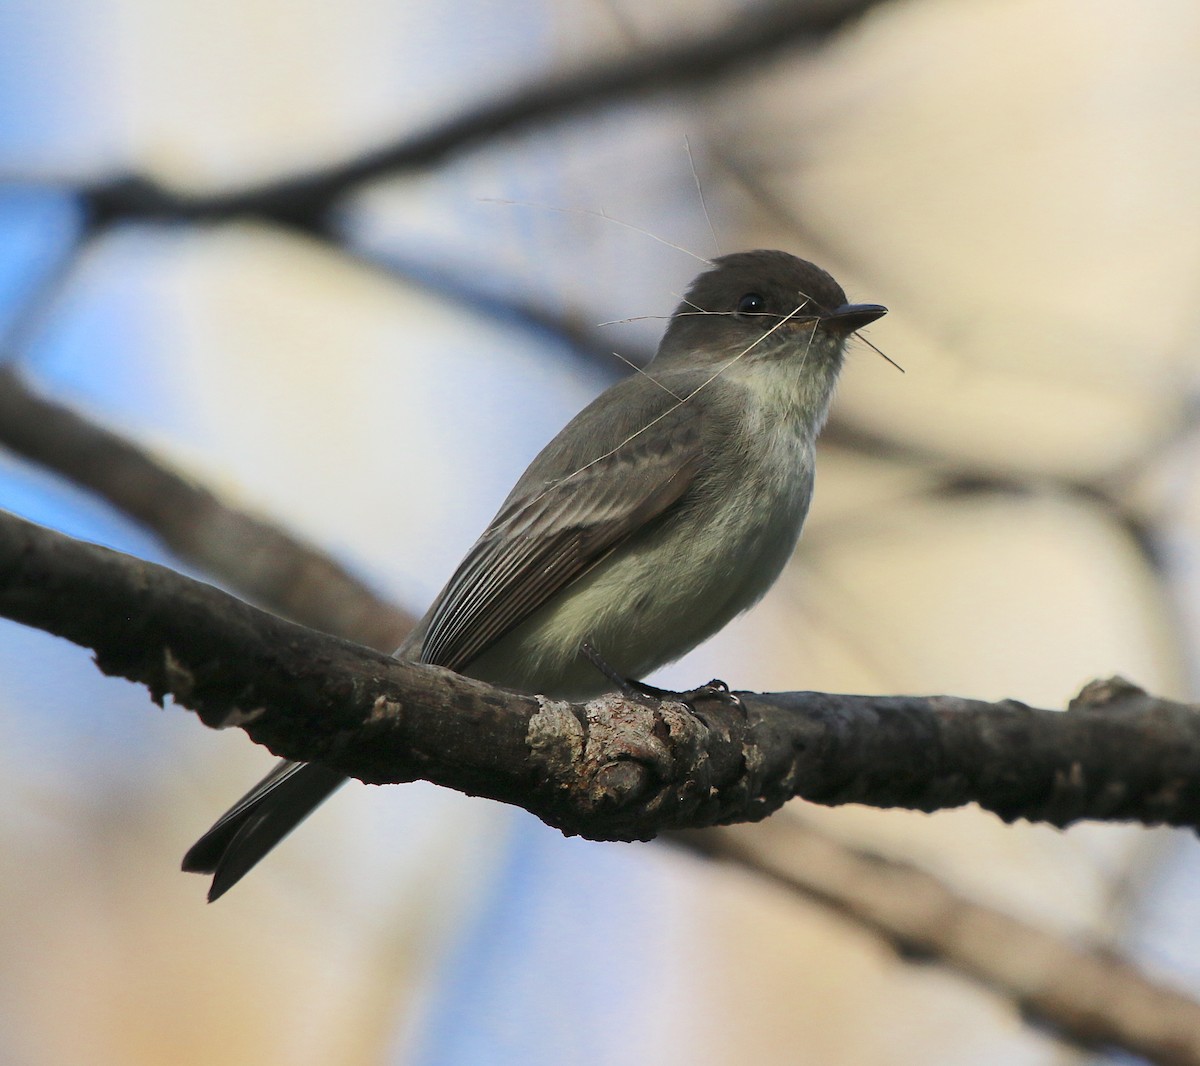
[580,643,742,709]
[632,676,742,709]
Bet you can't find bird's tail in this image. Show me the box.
[182,760,346,901]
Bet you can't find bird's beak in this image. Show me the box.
[821,303,888,335]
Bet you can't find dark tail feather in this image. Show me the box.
[182,761,347,902]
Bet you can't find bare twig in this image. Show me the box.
[679,816,1200,1066]
[0,367,413,648]
[77,0,886,230]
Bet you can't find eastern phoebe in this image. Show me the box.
[184,249,887,900]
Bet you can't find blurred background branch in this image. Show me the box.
[679,816,1200,1066]
[70,0,886,228]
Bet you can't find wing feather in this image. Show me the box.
[420,406,704,672]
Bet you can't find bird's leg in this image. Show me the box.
[580,642,742,708]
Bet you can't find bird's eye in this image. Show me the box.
[736,292,765,316]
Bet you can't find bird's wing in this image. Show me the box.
[419,403,704,672]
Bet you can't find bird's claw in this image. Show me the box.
[580,642,741,710]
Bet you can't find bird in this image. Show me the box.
[183,249,887,900]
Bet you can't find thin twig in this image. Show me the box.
[678,816,1200,1066]
[77,0,885,229]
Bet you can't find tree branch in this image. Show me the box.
[0,366,413,648]
[2,508,1198,838]
[678,817,1200,1066]
[77,0,886,230]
